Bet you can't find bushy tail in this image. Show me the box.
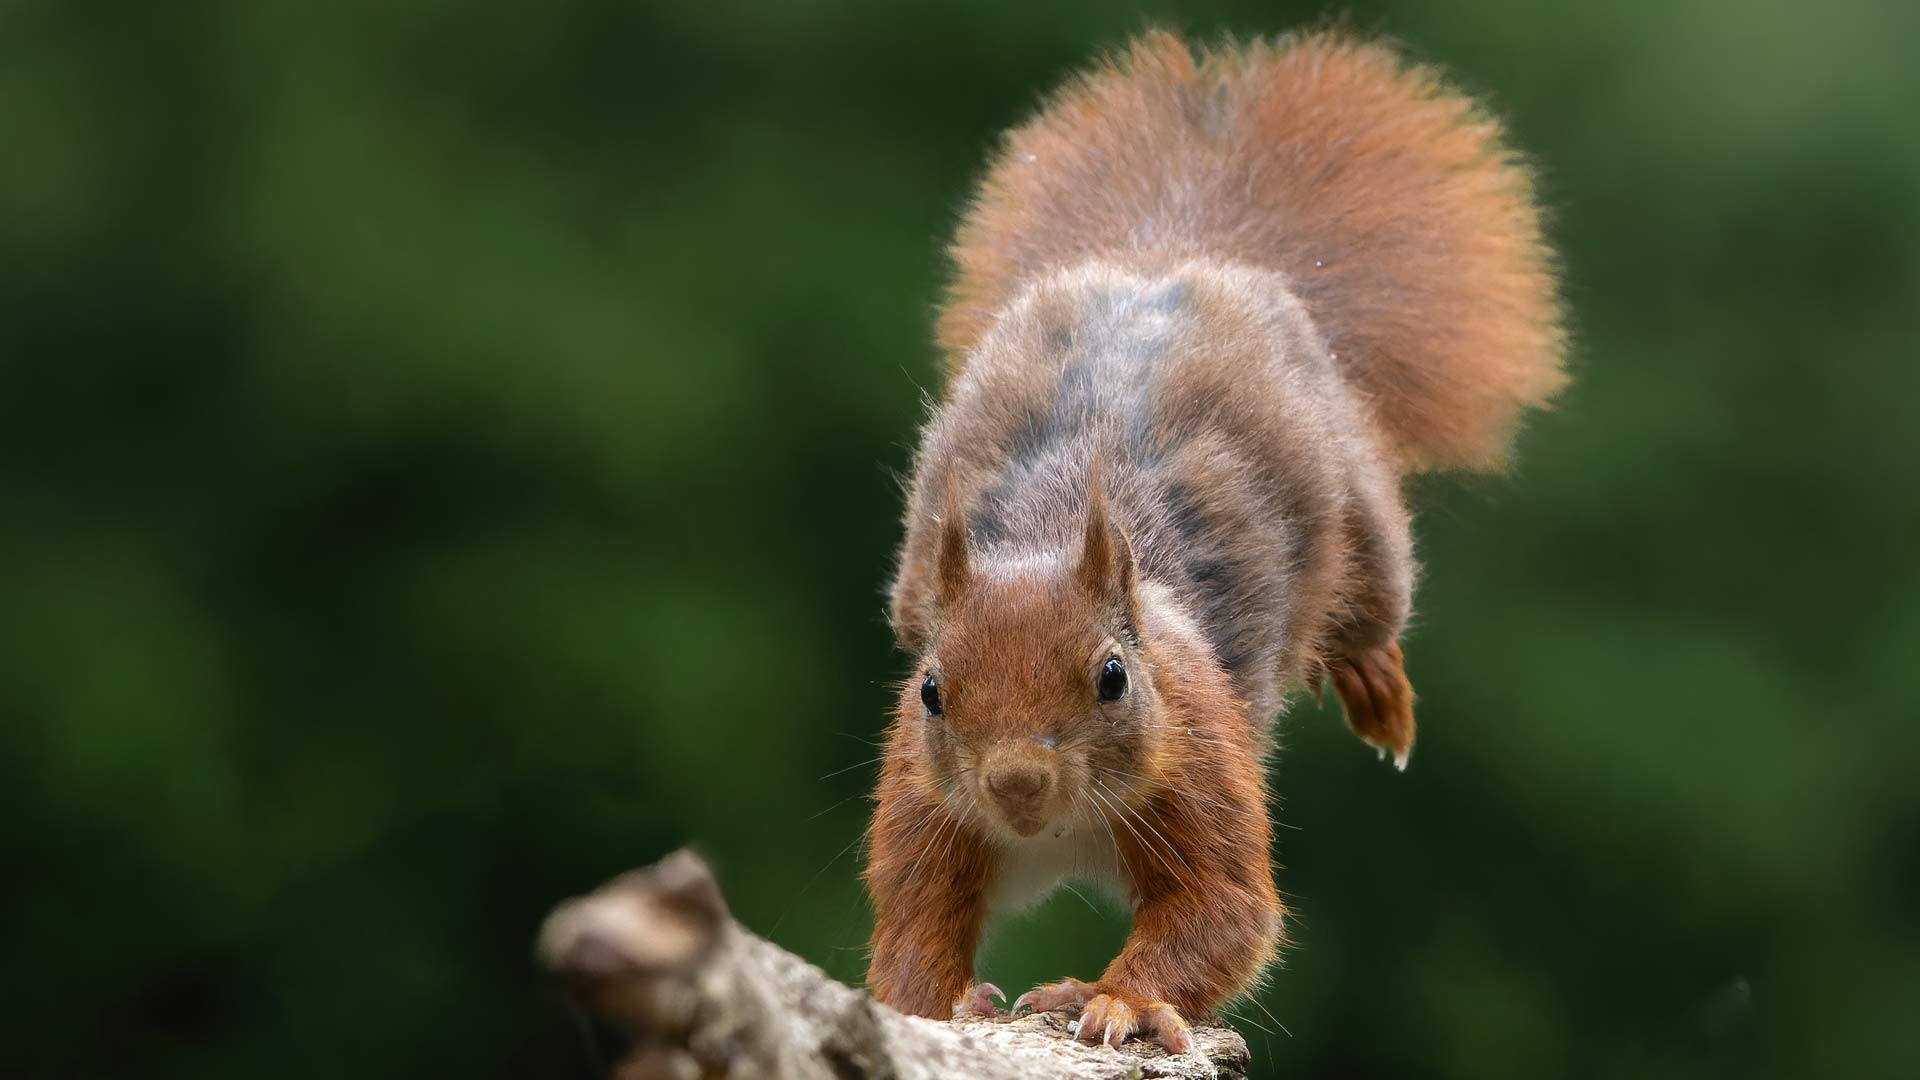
[940,30,1567,472]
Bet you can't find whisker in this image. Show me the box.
[1094,794,1133,882]
[935,794,967,868]
[1089,783,1166,882]
[1246,993,1293,1038]
[806,789,870,822]
[1219,1007,1277,1035]
[1071,790,1117,885]
[768,826,869,938]
[1097,779,1194,882]
[1098,767,1237,817]
[819,756,884,782]
[901,790,960,896]
[1058,879,1100,916]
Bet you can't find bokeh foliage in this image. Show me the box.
[3,1,1917,1077]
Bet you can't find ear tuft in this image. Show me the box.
[936,487,972,609]
[1076,461,1139,615]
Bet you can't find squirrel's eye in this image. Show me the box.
[920,674,943,716]
[1098,657,1128,702]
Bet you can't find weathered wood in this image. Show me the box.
[537,849,1250,1079]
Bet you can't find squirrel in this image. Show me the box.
[863,30,1566,1054]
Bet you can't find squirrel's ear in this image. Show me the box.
[1076,465,1140,621]
[935,491,972,610]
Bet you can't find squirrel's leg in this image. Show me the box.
[1326,462,1418,767]
[1328,641,1415,768]
[1016,758,1282,1054]
[864,780,995,1019]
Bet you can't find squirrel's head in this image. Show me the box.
[901,475,1165,840]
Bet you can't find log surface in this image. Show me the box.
[537,849,1251,1079]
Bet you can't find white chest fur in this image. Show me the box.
[987,813,1131,913]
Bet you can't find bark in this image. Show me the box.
[537,849,1251,1080]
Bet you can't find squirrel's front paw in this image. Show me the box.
[952,981,1008,1019]
[1075,993,1194,1055]
[1013,978,1194,1055]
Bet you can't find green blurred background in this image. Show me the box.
[4,0,1917,1076]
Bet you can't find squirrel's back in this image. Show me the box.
[939,30,1566,472]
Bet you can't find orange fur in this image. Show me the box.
[867,29,1564,1048]
[941,30,1565,472]
[1328,640,1417,769]
[866,516,1281,1025]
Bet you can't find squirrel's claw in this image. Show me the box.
[1012,976,1098,1016]
[1137,1000,1196,1055]
[1076,993,1195,1056]
[1076,993,1135,1048]
[1015,979,1196,1056]
[953,981,1008,1019]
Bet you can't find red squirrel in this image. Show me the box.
[864,30,1566,1053]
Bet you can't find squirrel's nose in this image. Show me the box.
[987,765,1051,802]
[979,744,1057,835]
